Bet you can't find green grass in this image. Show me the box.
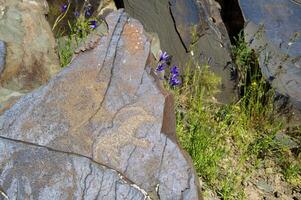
[283,163,301,183]
[54,7,101,67]
[169,34,300,199]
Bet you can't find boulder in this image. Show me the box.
[239,0,301,109]
[0,0,60,91]
[123,0,236,103]
[0,10,201,200]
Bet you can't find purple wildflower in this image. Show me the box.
[159,51,169,62]
[155,51,180,86]
[61,4,68,12]
[169,74,181,86]
[169,65,181,86]
[156,63,166,72]
[89,20,97,29]
[170,65,179,75]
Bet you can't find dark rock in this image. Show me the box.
[0,10,201,200]
[123,0,187,63]
[169,0,207,51]
[123,0,236,103]
[0,40,5,75]
[239,0,301,110]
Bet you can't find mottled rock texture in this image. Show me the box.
[0,0,60,91]
[239,0,301,109]
[123,0,236,103]
[0,10,201,200]
[0,138,148,200]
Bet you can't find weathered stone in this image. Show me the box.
[0,138,148,200]
[0,10,201,199]
[0,0,60,91]
[123,0,236,103]
[239,0,301,109]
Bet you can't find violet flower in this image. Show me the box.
[159,51,169,62]
[156,51,181,87]
[170,65,179,75]
[169,74,181,86]
[89,20,97,29]
[156,63,166,72]
[61,4,68,12]
[169,65,181,86]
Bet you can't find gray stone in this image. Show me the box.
[256,180,274,193]
[274,132,299,149]
[239,0,301,109]
[0,138,148,200]
[123,0,236,103]
[0,0,60,91]
[0,10,201,200]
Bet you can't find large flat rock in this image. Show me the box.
[0,10,201,200]
[0,138,148,199]
[239,0,301,109]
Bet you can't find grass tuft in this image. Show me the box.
[168,33,300,199]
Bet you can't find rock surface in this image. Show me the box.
[0,10,201,200]
[123,0,236,103]
[0,0,60,91]
[239,0,301,109]
[0,138,149,200]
